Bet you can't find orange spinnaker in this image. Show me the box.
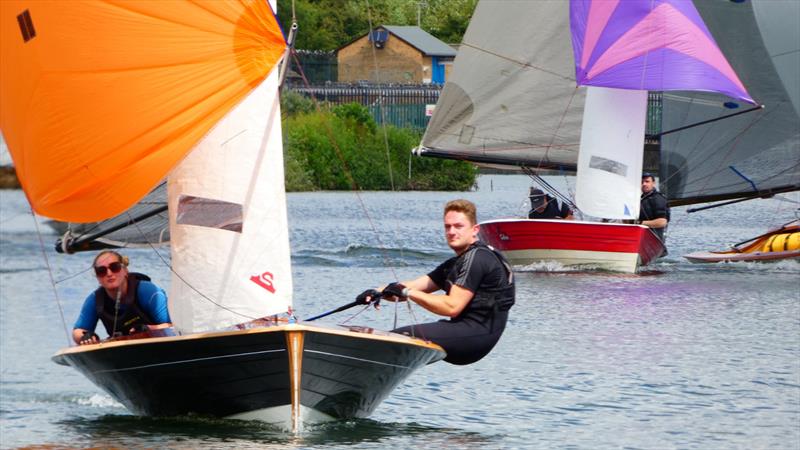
[0,0,285,222]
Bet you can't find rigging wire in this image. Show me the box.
[364,0,396,191]
[31,209,72,347]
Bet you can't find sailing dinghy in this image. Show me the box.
[656,0,800,259]
[0,0,443,431]
[684,220,800,263]
[417,0,753,273]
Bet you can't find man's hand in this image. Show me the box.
[356,289,382,307]
[382,282,409,300]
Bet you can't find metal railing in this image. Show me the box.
[286,84,663,135]
[288,83,442,130]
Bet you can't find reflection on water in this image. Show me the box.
[1,175,799,449]
[56,415,494,449]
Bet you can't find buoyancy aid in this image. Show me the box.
[94,272,154,337]
[456,242,515,319]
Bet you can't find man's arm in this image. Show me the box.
[397,274,440,293]
[642,217,668,229]
[405,284,473,318]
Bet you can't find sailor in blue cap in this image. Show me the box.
[639,172,670,247]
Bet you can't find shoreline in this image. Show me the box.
[0,166,20,189]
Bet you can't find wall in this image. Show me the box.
[337,33,425,83]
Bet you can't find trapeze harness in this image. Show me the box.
[393,242,515,365]
[94,272,155,337]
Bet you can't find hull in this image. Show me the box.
[478,219,665,273]
[684,249,800,263]
[52,323,444,431]
[685,224,800,264]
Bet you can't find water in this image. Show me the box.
[1,175,799,449]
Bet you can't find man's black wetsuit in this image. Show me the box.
[393,241,514,365]
[529,195,572,219]
[639,189,670,242]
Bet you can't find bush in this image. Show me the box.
[282,102,476,191]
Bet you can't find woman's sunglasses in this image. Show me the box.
[94,261,123,277]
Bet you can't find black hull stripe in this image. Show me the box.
[91,349,286,374]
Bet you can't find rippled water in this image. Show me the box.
[1,175,798,449]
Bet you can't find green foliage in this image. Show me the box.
[282,102,476,191]
[332,103,377,133]
[277,0,478,51]
[280,90,316,116]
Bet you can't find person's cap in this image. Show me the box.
[529,187,545,197]
[642,172,655,179]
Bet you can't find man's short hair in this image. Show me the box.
[642,172,655,180]
[444,199,477,225]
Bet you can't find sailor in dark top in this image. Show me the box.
[72,250,172,345]
[356,199,514,365]
[639,172,670,243]
[528,188,573,220]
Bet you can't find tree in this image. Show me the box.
[277,0,477,51]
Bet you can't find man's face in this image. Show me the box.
[444,210,478,253]
[641,176,656,194]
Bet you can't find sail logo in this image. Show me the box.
[250,272,276,294]
[17,10,36,43]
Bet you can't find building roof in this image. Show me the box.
[336,25,457,57]
[381,26,457,57]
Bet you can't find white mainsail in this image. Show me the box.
[575,87,648,220]
[168,68,292,333]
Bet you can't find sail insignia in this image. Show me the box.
[16,9,35,42]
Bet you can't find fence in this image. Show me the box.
[646,92,662,142]
[289,50,337,84]
[289,83,442,130]
[286,84,664,135]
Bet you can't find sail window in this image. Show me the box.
[589,155,627,177]
[16,10,36,42]
[459,125,475,144]
[176,195,243,233]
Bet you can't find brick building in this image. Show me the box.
[336,25,457,84]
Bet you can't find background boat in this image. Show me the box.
[684,219,800,263]
[658,0,799,261]
[415,0,754,273]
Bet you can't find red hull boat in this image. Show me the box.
[479,219,666,273]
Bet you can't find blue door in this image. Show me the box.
[431,56,445,84]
